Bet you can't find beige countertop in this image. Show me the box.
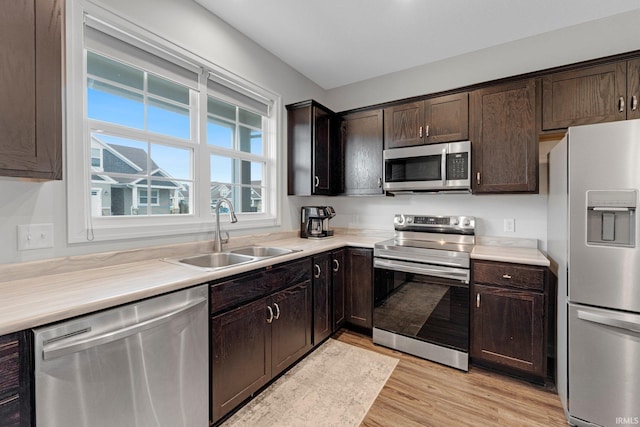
[0,233,385,336]
[471,236,550,267]
[0,231,550,336]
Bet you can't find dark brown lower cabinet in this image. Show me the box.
[211,275,312,423]
[312,253,332,344]
[345,248,373,332]
[331,249,346,331]
[0,331,31,427]
[471,260,547,380]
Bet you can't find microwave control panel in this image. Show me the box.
[447,152,469,181]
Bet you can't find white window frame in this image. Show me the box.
[66,0,282,243]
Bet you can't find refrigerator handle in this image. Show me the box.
[42,297,207,360]
[578,310,640,334]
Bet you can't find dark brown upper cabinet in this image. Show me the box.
[424,92,469,144]
[471,79,538,194]
[287,100,343,196]
[340,109,384,195]
[383,101,424,148]
[542,62,627,131]
[626,58,640,121]
[384,94,469,149]
[0,0,62,180]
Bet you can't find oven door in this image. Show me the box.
[373,257,470,370]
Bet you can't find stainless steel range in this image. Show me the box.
[373,214,475,371]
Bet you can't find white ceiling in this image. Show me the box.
[194,0,640,90]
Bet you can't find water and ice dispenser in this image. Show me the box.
[586,190,636,247]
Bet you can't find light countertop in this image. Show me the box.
[0,234,385,336]
[0,231,549,336]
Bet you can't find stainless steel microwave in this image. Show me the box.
[383,141,471,193]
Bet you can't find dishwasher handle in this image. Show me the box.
[42,297,207,361]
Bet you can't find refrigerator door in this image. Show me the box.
[568,119,640,313]
[568,303,640,427]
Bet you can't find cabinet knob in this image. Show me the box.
[314,264,321,279]
[273,303,280,320]
[619,96,625,113]
[502,274,512,279]
[266,306,274,323]
[333,259,340,272]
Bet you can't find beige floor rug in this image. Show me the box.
[223,338,399,427]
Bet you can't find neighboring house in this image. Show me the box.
[91,136,188,216]
[210,181,262,213]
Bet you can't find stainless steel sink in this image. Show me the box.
[172,252,256,270]
[228,246,298,258]
[165,246,299,271]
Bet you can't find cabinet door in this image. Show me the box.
[424,92,469,144]
[384,101,424,148]
[211,297,272,422]
[627,59,640,121]
[312,254,332,345]
[471,79,538,193]
[313,106,332,194]
[471,284,545,377]
[0,0,62,180]
[346,248,373,332]
[542,62,627,130]
[341,109,384,195]
[0,331,31,427]
[271,280,313,377]
[332,249,346,331]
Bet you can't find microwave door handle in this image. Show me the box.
[441,147,447,187]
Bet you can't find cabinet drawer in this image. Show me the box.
[266,258,311,293]
[0,338,19,396]
[0,394,20,427]
[211,272,267,313]
[473,261,545,291]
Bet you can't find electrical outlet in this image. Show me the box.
[503,218,515,233]
[17,224,54,250]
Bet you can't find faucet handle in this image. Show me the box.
[218,230,230,244]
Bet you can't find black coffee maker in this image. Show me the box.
[300,206,335,238]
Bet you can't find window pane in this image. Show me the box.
[87,51,143,90]
[211,155,233,185]
[91,134,148,173]
[208,97,235,121]
[207,118,234,149]
[148,97,191,139]
[239,108,261,128]
[149,143,191,180]
[239,126,262,155]
[148,74,189,105]
[88,80,144,129]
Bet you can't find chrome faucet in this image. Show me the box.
[213,198,238,252]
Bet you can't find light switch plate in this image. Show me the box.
[17,224,54,250]
[503,218,515,233]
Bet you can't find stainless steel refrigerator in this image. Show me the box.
[548,119,640,427]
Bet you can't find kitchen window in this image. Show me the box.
[66,1,280,243]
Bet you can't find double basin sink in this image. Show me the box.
[166,246,300,271]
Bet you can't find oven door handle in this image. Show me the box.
[374,258,469,283]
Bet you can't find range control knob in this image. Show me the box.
[407,217,414,223]
[395,215,405,225]
[452,217,460,225]
[463,218,471,227]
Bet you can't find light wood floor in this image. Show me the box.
[333,329,567,427]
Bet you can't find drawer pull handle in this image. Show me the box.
[266,306,274,324]
[273,303,281,320]
[502,274,512,279]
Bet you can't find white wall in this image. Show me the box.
[0,0,324,265]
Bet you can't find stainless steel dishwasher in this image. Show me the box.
[33,285,209,427]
